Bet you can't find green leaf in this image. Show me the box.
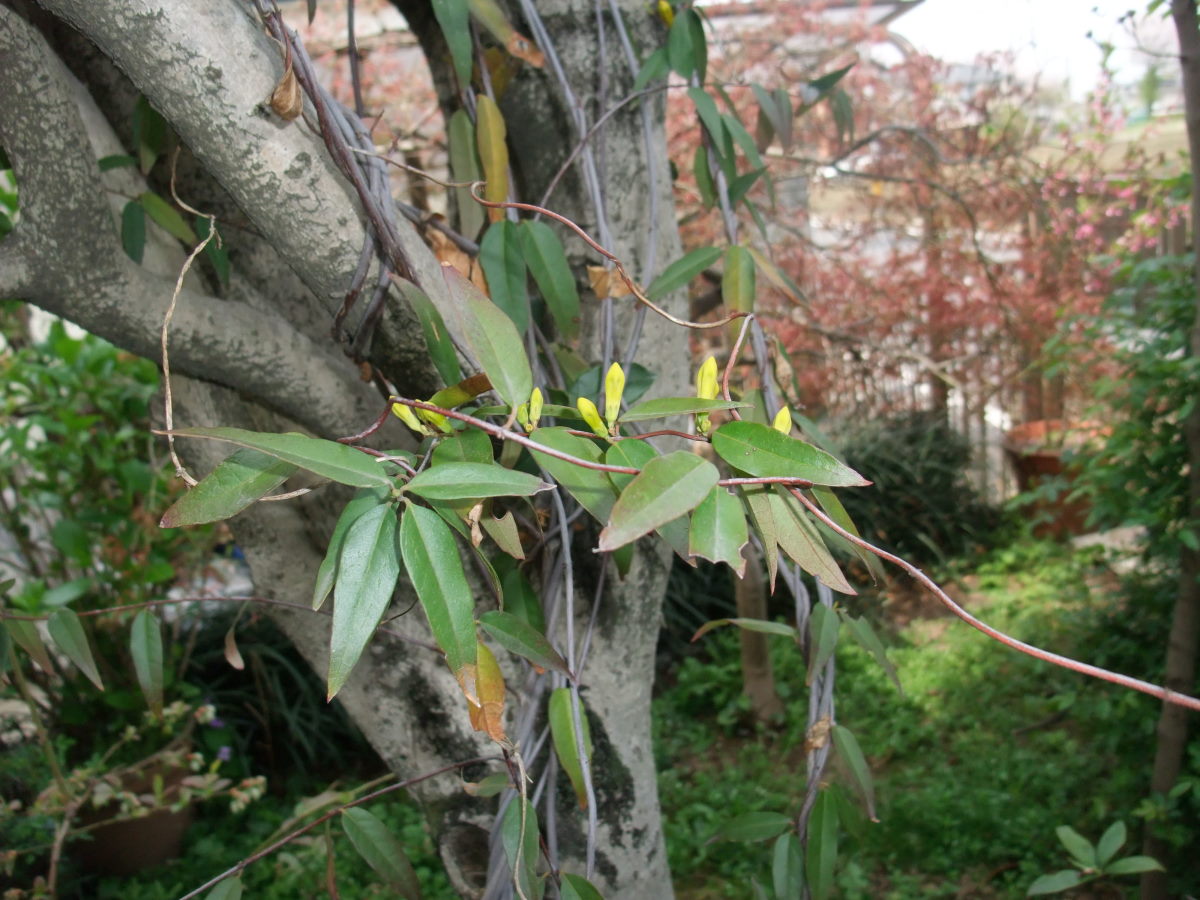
[204,876,244,900]
[839,613,902,694]
[98,154,137,171]
[482,510,525,559]
[689,486,748,575]
[306,0,318,22]
[808,63,855,99]
[716,812,791,843]
[619,396,746,422]
[160,449,295,527]
[1103,855,1164,875]
[47,608,103,690]
[313,489,390,611]
[722,245,756,316]
[559,873,604,900]
[432,0,473,86]
[807,603,840,684]
[728,168,765,208]
[443,267,532,410]
[130,611,164,718]
[479,610,569,675]
[712,421,869,486]
[121,199,146,263]
[399,505,477,675]
[500,797,543,900]
[633,47,669,92]
[139,192,198,244]
[693,144,716,209]
[171,427,396,489]
[528,427,617,523]
[666,10,696,78]
[448,110,485,240]
[500,566,546,633]
[479,221,530,334]
[598,452,718,552]
[687,87,726,148]
[646,247,722,302]
[1026,870,1083,895]
[520,220,580,339]
[769,492,853,594]
[549,687,594,808]
[327,503,401,699]
[341,807,421,898]
[1095,821,1126,867]
[1055,826,1097,870]
[722,111,766,172]
[5,618,54,675]
[805,789,838,900]
[773,833,804,900]
[741,485,778,590]
[691,618,797,641]
[396,280,462,386]
[752,83,788,150]
[405,463,551,501]
[831,725,875,820]
[812,485,883,580]
[133,95,165,174]
[432,430,493,466]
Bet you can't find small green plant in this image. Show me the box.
[1026,821,1162,896]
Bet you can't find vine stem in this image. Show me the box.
[175,757,497,900]
[790,489,1200,712]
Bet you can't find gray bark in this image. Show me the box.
[1,0,686,895]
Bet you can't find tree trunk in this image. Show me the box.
[1144,4,1200,897]
[736,543,784,722]
[0,0,685,894]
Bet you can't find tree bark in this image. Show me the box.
[1144,4,1200,897]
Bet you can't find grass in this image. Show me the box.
[653,539,1196,898]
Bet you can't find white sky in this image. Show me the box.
[893,0,1177,96]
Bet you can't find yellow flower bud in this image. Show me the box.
[696,356,719,400]
[604,362,625,429]
[772,405,793,435]
[656,0,675,27]
[529,387,544,431]
[576,397,608,438]
[391,402,430,436]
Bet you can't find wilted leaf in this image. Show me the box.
[722,244,756,326]
[467,640,507,742]
[475,95,509,222]
[327,503,401,699]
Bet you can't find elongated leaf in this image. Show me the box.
[396,280,462,386]
[688,8,707,82]
[741,485,778,591]
[432,0,473,86]
[620,396,746,422]
[171,427,395,489]
[805,789,838,900]
[549,688,593,808]
[712,422,868,487]
[121,199,145,263]
[468,640,506,741]
[692,618,797,641]
[559,873,604,900]
[716,812,791,843]
[646,247,722,301]
[839,613,902,694]
[598,452,717,552]
[443,267,532,409]
[500,566,545,633]
[432,429,494,466]
[1056,826,1097,870]
[688,87,726,147]
[341,807,421,898]
[448,110,485,240]
[773,833,804,900]
[130,611,164,718]
[6,618,54,675]
[1104,855,1164,875]
[98,153,137,172]
[1026,870,1083,895]
[807,603,840,684]
[313,489,390,611]
[722,245,756,321]
[752,83,784,149]
[689,486,748,575]
[399,505,477,675]
[328,503,401,698]
[479,610,568,675]
[204,877,244,900]
[139,192,198,243]
[1095,821,1126,867]
[666,10,696,78]
[604,441,691,559]
[722,111,766,172]
[475,95,509,220]
[406,463,551,501]
[812,485,883,580]
[479,221,529,334]
[529,427,616,522]
[501,797,543,899]
[133,96,165,174]
[693,143,716,209]
[520,220,579,339]
[633,46,669,92]
[831,725,875,820]
[769,492,853,594]
[482,510,524,559]
[161,449,295,527]
[47,609,103,690]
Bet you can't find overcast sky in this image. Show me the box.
[893,1,1178,96]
